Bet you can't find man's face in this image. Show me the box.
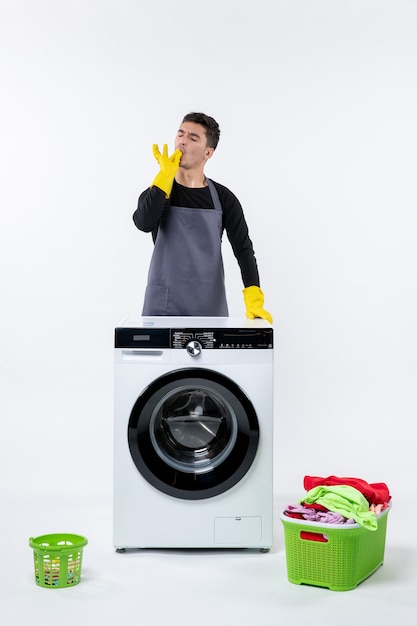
[174,121,214,169]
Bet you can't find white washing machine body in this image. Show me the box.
[113,316,274,550]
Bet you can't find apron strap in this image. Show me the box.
[206,179,222,213]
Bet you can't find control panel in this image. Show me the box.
[171,328,273,349]
[115,327,273,349]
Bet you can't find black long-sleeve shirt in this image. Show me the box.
[133,179,260,288]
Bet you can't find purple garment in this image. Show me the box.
[284,504,355,525]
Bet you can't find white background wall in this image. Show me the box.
[1,0,416,508]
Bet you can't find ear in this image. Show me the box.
[205,147,215,161]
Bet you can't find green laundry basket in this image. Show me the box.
[29,533,88,588]
[280,505,390,591]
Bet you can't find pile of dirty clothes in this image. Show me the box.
[283,475,391,531]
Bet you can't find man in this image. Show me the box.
[133,112,272,322]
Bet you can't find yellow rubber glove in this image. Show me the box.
[243,286,273,324]
[150,144,182,198]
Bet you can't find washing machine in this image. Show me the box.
[113,316,274,551]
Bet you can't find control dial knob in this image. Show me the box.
[186,340,202,357]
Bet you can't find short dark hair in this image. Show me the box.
[181,112,220,150]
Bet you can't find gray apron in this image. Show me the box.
[142,179,228,316]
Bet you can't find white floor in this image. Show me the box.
[2,485,415,626]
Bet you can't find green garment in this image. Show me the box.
[300,484,378,530]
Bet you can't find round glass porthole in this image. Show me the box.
[128,368,259,499]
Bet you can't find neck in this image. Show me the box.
[175,169,207,188]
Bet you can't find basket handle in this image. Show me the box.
[300,530,328,543]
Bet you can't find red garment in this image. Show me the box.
[303,475,391,505]
[283,512,305,520]
[302,502,329,512]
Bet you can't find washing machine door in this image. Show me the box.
[128,368,259,499]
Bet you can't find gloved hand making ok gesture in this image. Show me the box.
[150,144,182,198]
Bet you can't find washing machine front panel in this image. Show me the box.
[113,317,274,549]
[128,368,259,499]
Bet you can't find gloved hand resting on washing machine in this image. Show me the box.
[243,286,273,324]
